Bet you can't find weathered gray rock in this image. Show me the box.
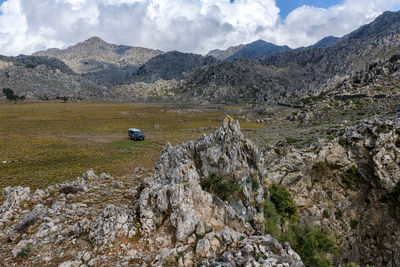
[89,204,137,246]
[13,204,48,231]
[139,116,264,242]
[0,186,30,225]
[200,231,304,267]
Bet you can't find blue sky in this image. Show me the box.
[276,0,343,18]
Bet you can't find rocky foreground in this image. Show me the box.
[0,116,399,266]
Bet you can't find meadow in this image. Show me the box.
[0,102,261,201]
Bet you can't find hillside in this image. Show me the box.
[33,37,163,74]
[175,10,400,104]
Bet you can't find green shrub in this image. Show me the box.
[286,137,300,144]
[374,123,392,134]
[350,219,358,229]
[263,184,338,267]
[312,162,328,179]
[201,173,243,202]
[323,209,330,218]
[327,135,335,140]
[341,166,362,188]
[251,176,260,192]
[25,63,36,69]
[263,200,280,236]
[335,209,343,219]
[268,183,298,222]
[280,224,339,267]
[17,243,32,257]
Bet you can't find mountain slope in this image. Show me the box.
[131,51,218,83]
[206,44,246,60]
[0,55,111,99]
[33,37,163,74]
[177,10,400,104]
[226,40,292,60]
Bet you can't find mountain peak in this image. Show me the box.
[80,36,108,46]
[345,10,400,40]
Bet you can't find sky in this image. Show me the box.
[0,0,399,56]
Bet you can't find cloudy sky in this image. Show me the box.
[0,0,399,56]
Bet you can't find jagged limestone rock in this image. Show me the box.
[89,204,137,246]
[139,116,264,242]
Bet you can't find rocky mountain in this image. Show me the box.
[206,40,291,61]
[206,44,245,60]
[1,11,400,104]
[226,40,292,60]
[172,10,400,105]
[303,36,339,49]
[0,55,111,100]
[33,37,163,74]
[130,51,218,83]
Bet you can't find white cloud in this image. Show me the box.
[0,0,399,55]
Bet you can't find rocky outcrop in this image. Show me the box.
[264,118,400,266]
[138,116,265,243]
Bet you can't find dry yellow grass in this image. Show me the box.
[0,102,262,201]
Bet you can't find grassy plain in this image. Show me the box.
[0,102,261,201]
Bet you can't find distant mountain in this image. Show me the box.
[177,10,400,104]
[206,44,245,61]
[131,51,218,83]
[0,55,110,100]
[226,40,292,60]
[306,36,339,49]
[207,40,292,61]
[33,37,163,74]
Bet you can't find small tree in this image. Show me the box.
[60,96,69,103]
[2,88,14,97]
[2,88,25,104]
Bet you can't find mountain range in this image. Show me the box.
[0,11,400,103]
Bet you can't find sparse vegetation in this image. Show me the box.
[339,137,347,146]
[280,224,339,267]
[286,137,300,144]
[17,243,32,257]
[262,183,339,267]
[250,176,260,192]
[200,173,243,202]
[25,63,37,69]
[341,166,362,188]
[312,162,328,179]
[350,218,359,229]
[335,209,343,219]
[323,209,330,218]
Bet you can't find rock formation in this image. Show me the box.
[0,117,303,266]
